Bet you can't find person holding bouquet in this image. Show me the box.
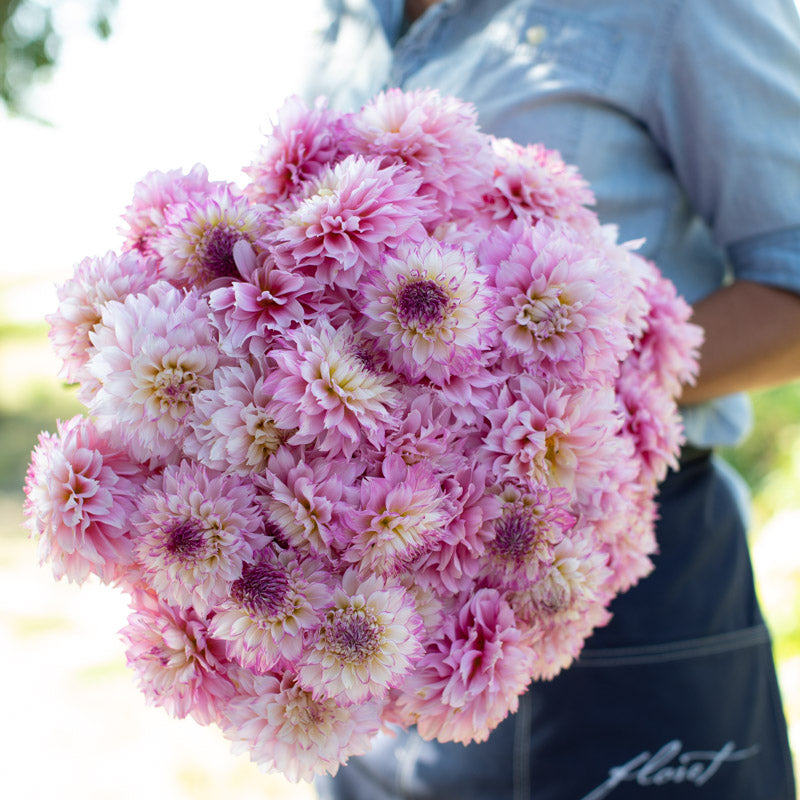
[306,1,800,798]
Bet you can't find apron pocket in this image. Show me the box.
[521,624,795,800]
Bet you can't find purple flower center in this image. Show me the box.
[396,279,449,327]
[165,518,206,558]
[492,510,537,563]
[350,342,378,373]
[231,562,291,617]
[199,225,242,280]
[327,610,380,662]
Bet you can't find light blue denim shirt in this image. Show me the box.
[307,0,800,447]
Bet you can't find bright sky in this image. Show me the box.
[0,0,323,323]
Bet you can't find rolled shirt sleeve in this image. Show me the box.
[727,228,800,296]
[644,0,800,295]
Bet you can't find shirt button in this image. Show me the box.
[525,24,547,46]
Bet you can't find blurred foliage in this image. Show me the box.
[0,0,117,117]
[717,381,800,668]
[720,381,800,521]
[0,322,83,495]
[0,319,49,340]
[0,380,84,493]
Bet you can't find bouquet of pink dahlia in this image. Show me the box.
[24,88,702,782]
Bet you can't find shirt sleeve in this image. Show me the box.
[643,0,800,293]
[727,228,800,295]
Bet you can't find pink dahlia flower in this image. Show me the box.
[574,455,659,599]
[244,95,343,205]
[382,387,460,470]
[185,360,288,476]
[510,530,612,631]
[413,461,499,595]
[481,219,631,381]
[582,225,652,341]
[265,316,399,459]
[526,602,612,681]
[597,488,658,596]
[572,445,640,539]
[616,365,684,484]
[361,238,491,384]
[155,184,270,286]
[270,154,432,290]
[220,669,382,783]
[132,461,267,615]
[256,447,361,560]
[23,415,142,584]
[342,454,450,577]
[481,483,576,588]
[346,88,493,227]
[432,358,503,428]
[482,137,596,230]
[210,547,331,672]
[395,588,535,744]
[397,575,446,638]
[208,240,308,358]
[633,264,703,395]
[483,375,622,493]
[120,164,219,256]
[47,251,160,386]
[298,568,424,703]
[121,589,235,725]
[85,282,220,466]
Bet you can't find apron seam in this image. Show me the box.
[576,623,770,667]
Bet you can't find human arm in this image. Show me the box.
[680,280,800,406]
